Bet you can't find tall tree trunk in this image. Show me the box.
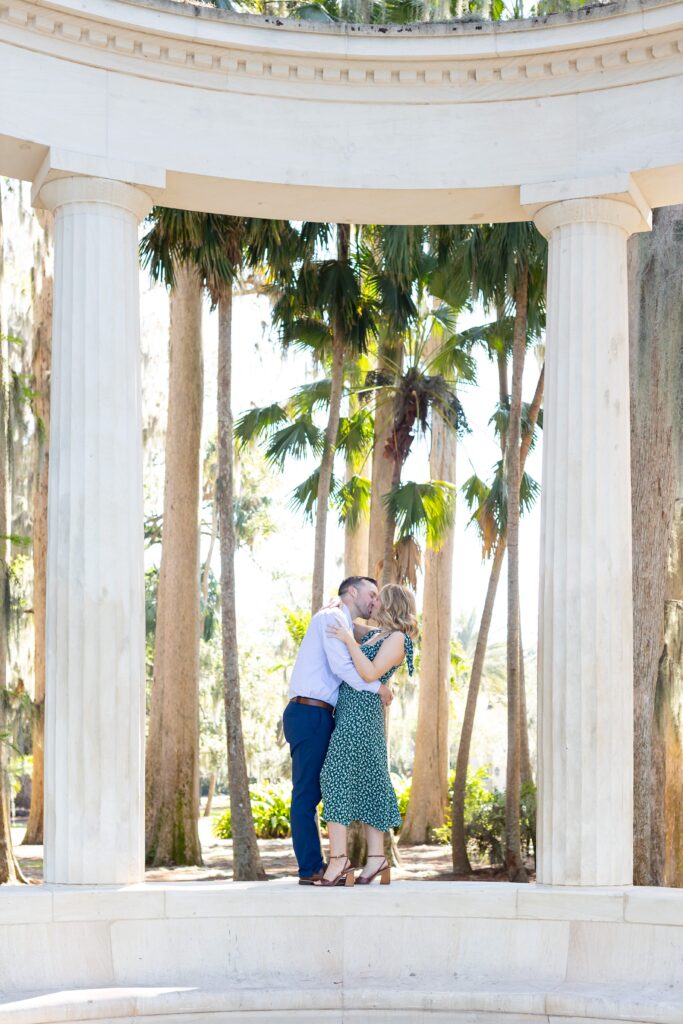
[344,471,370,577]
[519,615,533,787]
[504,267,529,883]
[343,393,370,577]
[368,339,403,578]
[505,264,532,880]
[400,400,456,844]
[145,264,203,867]
[217,286,265,881]
[0,321,25,884]
[451,363,544,874]
[629,206,683,886]
[311,224,349,613]
[655,502,683,885]
[451,539,506,872]
[24,210,52,847]
[381,456,402,585]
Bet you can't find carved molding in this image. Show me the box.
[1,0,683,102]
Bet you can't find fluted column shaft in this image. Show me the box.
[535,198,642,886]
[37,177,151,884]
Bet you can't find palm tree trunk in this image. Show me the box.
[519,615,533,788]
[451,361,544,874]
[0,320,25,884]
[217,285,266,881]
[451,539,506,873]
[368,339,402,578]
[400,399,456,844]
[504,266,529,883]
[344,394,370,576]
[145,264,204,867]
[24,211,52,847]
[311,224,349,613]
[382,457,402,585]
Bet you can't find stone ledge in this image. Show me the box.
[1,982,682,1024]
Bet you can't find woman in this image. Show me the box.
[317,583,418,887]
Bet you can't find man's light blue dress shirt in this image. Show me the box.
[289,604,381,707]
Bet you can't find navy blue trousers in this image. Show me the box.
[283,700,334,878]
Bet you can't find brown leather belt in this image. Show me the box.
[290,696,334,714]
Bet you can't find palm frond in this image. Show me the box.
[289,467,338,522]
[384,479,457,549]
[334,474,371,530]
[335,408,374,462]
[234,403,289,450]
[289,378,333,416]
[266,418,325,468]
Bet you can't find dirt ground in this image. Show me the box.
[11,816,534,884]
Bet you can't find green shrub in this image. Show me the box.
[212,770,536,869]
[213,782,293,840]
[393,774,412,821]
[431,767,536,867]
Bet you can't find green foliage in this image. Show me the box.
[266,418,325,468]
[431,767,537,867]
[283,607,311,647]
[233,450,276,549]
[213,782,293,839]
[384,479,457,548]
[334,474,371,531]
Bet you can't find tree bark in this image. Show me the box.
[217,286,266,881]
[451,539,506,873]
[629,206,683,885]
[368,339,403,578]
[0,191,26,884]
[145,264,203,867]
[655,503,683,885]
[381,456,402,586]
[311,224,349,613]
[343,395,370,578]
[504,267,529,883]
[451,362,543,874]
[24,211,52,847]
[399,398,456,844]
[519,615,533,788]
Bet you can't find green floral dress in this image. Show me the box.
[320,629,415,832]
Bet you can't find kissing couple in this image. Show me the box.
[283,575,418,887]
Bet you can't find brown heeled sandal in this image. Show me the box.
[314,854,356,887]
[356,855,391,886]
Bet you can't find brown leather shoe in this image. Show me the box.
[298,870,324,885]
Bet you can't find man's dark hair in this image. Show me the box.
[338,576,377,597]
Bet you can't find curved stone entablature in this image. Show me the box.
[1,0,683,101]
[2,0,683,221]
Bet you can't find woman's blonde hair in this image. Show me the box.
[374,584,419,641]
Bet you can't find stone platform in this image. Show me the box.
[1,881,682,1023]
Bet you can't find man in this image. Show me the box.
[283,576,393,884]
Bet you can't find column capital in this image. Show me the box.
[35,175,153,222]
[534,196,645,239]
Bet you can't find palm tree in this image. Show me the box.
[273,222,375,612]
[431,221,546,879]
[143,209,294,877]
[498,223,546,882]
[140,213,204,866]
[398,307,475,844]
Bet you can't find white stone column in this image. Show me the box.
[36,177,151,884]
[535,198,642,886]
